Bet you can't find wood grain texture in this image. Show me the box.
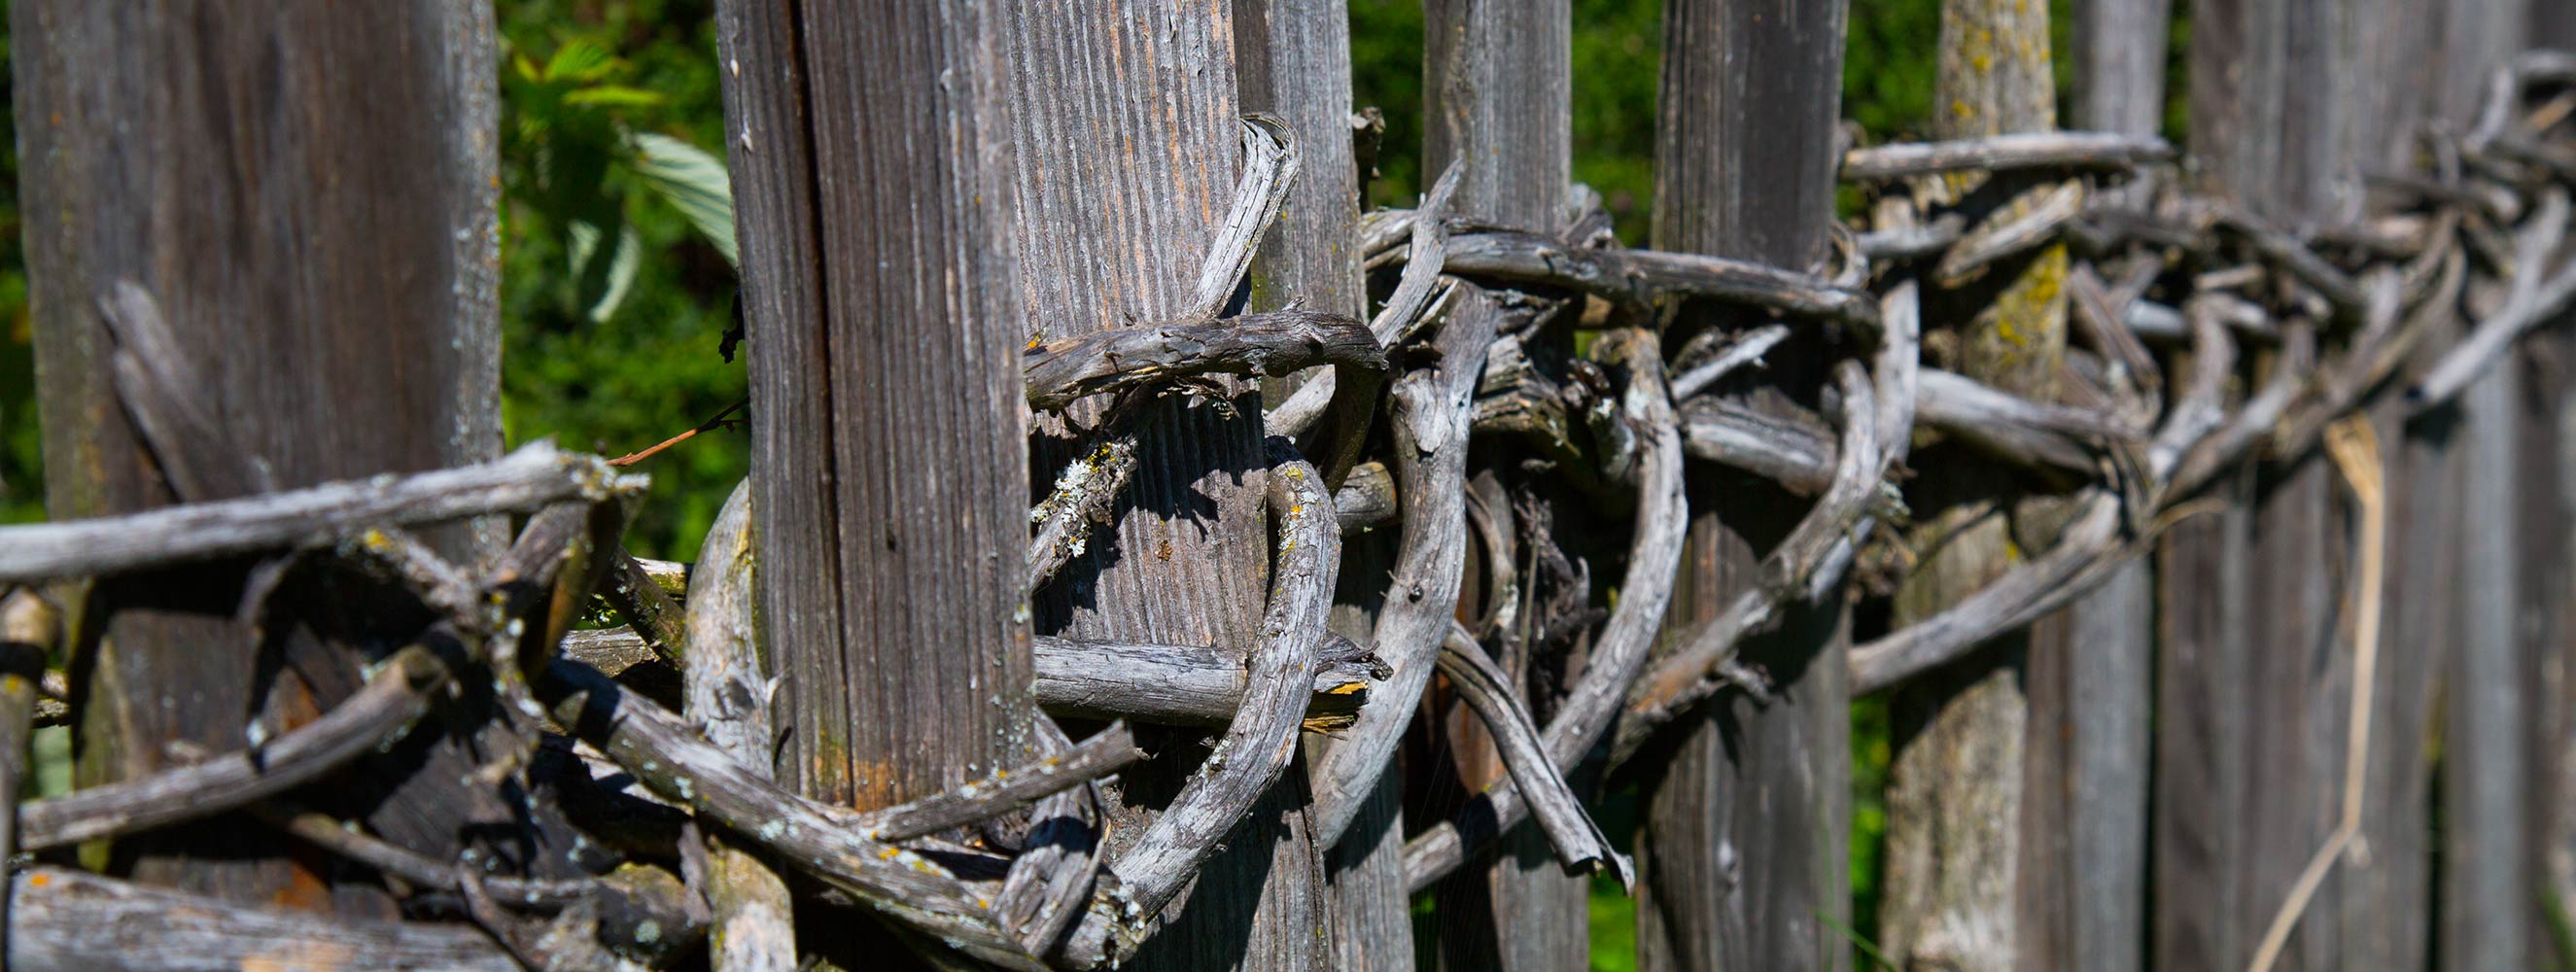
[719,0,1032,816]
[983,5,1327,968]
[2330,1,2442,967]
[1638,0,1852,969]
[9,0,567,913]
[1236,0,1364,321]
[2020,24,2170,961]
[681,480,796,972]
[2517,326,2576,967]
[2439,5,2534,970]
[1418,2,1578,967]
[1424,0,1569,230]
[6,867,519,972]
[1878,0,2066,965]
[2523,0,2576,941]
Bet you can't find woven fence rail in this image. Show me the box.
[5,2,2576,971]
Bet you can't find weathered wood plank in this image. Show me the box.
[2150,1,2374,969]
[2327,0,2443,966]
[1877,0,2068,965]
[2439,3,2535,970]
[2522,7,2576,956]
[986,5,1325,968]
[716,2,1033,965]
[2016,12,2169,968]
[6,867,519,972]
[10,0,564,912]
[1636,1,1852,970]
[1417,1,1578,968]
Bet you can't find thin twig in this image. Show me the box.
[2243,416,2385,972]
[607,398,748,468]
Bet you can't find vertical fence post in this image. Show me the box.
[2155,0,2366,968]
[1875,0,2067,965]
[2017,2,2171,967]
[715,0,1035,961]
[12,0,538,907]
[2440,2,2534,969]
[2524,0,2576,952]
[1417,2,1574,968]
[1007,6,1327,969]
[2338,0,2444,965]
[1634,1,1851,970]
[1233,1,1413,967]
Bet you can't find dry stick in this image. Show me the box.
[1063,444,1338,964]
[1022,310,1385,411]
[604,545,688,663]
[1183,115,1302,322]
[2242,416,2386,972]
[1838,130,2175,181]
[1402,328,1688,890]
[992,719,1108,959]
[1933,178,2089,285]
[1668,324,1792,400]
[860,722,1144,843]
[2212,209,2372,320]
[679,478,795,972]
[17,502,605,851]
[1860,212,1971,260]
[255,801,605,909]
[0,441,638,584]
[1915,366,2140,472]
[17,643,447,851]
[540,659,1049,970]
[606,398,748,468]
[1032,634,1375,729]
[2068,263,2165,399]
[1678,399,1841,494]
[1434,622,1632,885]
[1846,296,2246,695]
[96,280,277,500]
[1026,117,1311,588]
[683,479,767,763]
[6,867,521,972]
[2413,188,2576,406]
[1268,159,1466,441]
[1332,461,1400,533]
[1618,361,1886,759]
[1306,285,1498,848]
[1027,435,1141,590]
[1440,229,1880,327]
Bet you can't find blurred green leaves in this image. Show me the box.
[631,132,740,266]
[497,1,744,559]
[504,27,735,324]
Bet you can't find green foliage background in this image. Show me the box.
[0,2,2155,968]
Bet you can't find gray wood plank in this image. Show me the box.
[996,5,1323,969]
[1636,0,1854,969]
[1878,0,2068,965]
[2010,2,2167,969]
[11,0,560,913]
[717,2,1035,965]
[2439,3,2536,969]
[718,0,1032,809]
[1234,2,1413,965]
[1416,2,1579,968]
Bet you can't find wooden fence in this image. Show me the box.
[2,0,2574,970]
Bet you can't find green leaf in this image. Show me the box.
[570,218,644,323]
[565,85,668,109]
[543,37,617,84]
[628,131,739,266]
